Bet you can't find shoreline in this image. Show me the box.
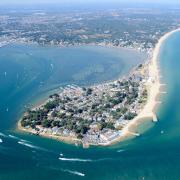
[115,28,180,142]
[17,120,82,145]
[17,28,180,147]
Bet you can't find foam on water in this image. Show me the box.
[0,138,3,143]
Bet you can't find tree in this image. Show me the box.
[52,121,59,127]
[44,100,59,110]
[86,88,93,96]
[100,122,115,130]
[81,126,89,134]
[21,120,29,127]
[78,109,83,114]
[124,112,137,120]
[42,119,51,128]
[77,134,83,139]
[49,93,59,99]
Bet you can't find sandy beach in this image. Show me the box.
[17,120,82,145]
[116,28,180,142]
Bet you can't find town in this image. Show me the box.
[0,7,179,52]
[20,63,149,146]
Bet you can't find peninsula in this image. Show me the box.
[18,29,179,147]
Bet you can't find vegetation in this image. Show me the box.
[21,64,148,140]
[44,100,59,110]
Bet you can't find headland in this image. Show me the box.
[18,29,180,147]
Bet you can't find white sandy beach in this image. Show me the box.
[117,28,180,141]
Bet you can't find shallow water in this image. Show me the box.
[0,44,147,179]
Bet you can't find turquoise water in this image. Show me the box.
[0,44,146,180]
[0,44,145,131]
[0,31,180,180]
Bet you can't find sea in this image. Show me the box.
[0,31,179,180]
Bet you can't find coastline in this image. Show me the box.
[17,28,180,147]
[115,28,180,142]
[17,120,82,145]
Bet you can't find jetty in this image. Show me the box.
[160,83,166,87]
[160,91,167,94]
[152,113,158,122]
[128,131,140,137]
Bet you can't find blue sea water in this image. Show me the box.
[0,30,180,180]
[0,44,146,180]
[0,44,145,131]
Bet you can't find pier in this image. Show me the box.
[160,91,167,94]
[128,131,140,137]
[152,113,158,122]
[160,83,166,87]
[156,101,162,104]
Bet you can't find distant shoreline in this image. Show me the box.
[17,28,180,147]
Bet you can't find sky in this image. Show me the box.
[0,0,180,4]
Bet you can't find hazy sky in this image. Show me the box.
[0,0,180,4]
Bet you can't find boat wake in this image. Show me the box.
[117,149,125,153]
[95,158,113,162]
[61,168,85,177]
[20,139,30,143]
[9,135,31,144]
[59,157,92,162]
[48,166,85,177]
[0,132,7,137]
[8,134,20,140]
[18,141,45,151]
[59,157,112,162]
